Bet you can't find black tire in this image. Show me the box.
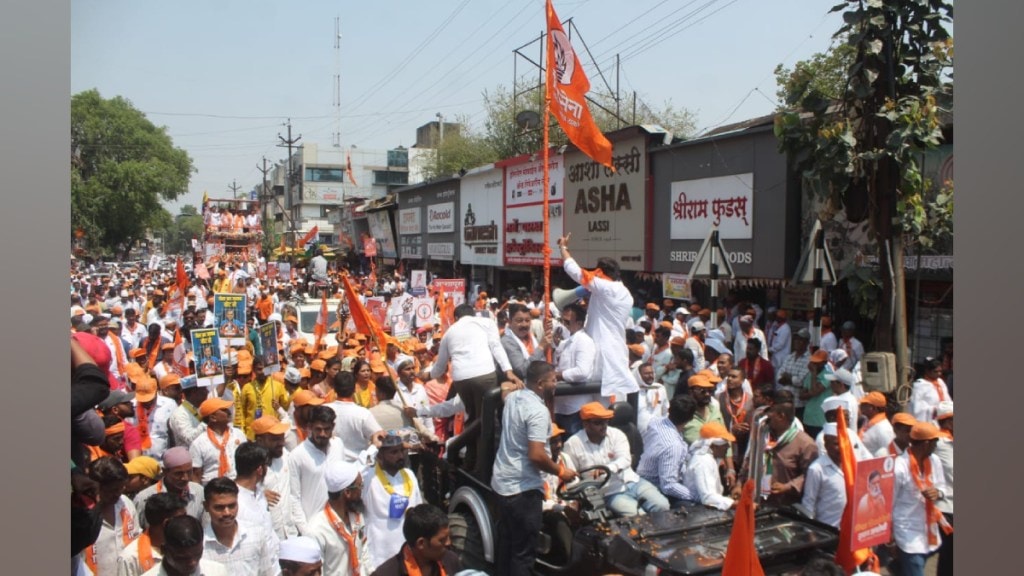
[448,508,491,572]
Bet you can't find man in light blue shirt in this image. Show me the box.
[637,395,698,508]
[491,361,577,576]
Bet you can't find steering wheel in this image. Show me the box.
[557,465,611,500]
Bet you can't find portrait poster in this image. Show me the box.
[213,293,247,348]
[258,322,280,375]
[851,455,896,549]
[190,328,225,387]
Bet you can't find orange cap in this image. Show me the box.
[291,389,324,407]
[669,336,687,347]
[550,423,566,438]
[700,421,736,443]
[199,398,233,418]
[892,413,917,427]
[687,374,714,389]
[309,359,327,372]
[580,402,614,421]
[251,415,289,436]
[158,374,181,390]
[135,377,158,402]
[910,422,940,441]
[627,344,646,357]
[646,303,661,312]
[698,368,723,384]
[810,349,829,363]
[860,391,887,408]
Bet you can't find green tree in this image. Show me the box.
[416,114,501,181]
[158,204,205,255]
[774,0,953,385]
[71,89,195,259]
[774,35,857,107]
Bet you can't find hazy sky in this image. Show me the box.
[71,0,845,212]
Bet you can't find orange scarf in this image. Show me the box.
[137,531,157,571]
[926,377,947,402]
[136,402,153,451]
[87,444,112,462]
[207,427,232,477]
[859,413,888,439]
[107,333,127,383]
[325,504,362,574]
[908,453,953,546]
[938,429,953,441]
[578,267,611,289]
[402,545,445,576]
[725,392,750,428]
[84,505,133,573]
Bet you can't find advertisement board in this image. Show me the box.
[502,154,565,266]
[459,167,504,266]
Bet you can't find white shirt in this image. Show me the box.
[116,535,162,576]
[815,430,874,462]
[636,384,668,435]
[682,450,734,511]
[264,453,299,539]
[134,395,177,460]
[287,437,347,534]
[860,417,896,456]
[892,453,948,554]
[909,377,950,425]
[837,337,865,370]
[141,558,229,576]
[562,427,638,497]
[362,466,424,573]
[201,520,279,576]
[934,436,954,515]
[122,321,148,349]
[236,484,280,552]
[684,336,708,372]
[327,401,383,462]
[305,506,371,576]
[801,455,847,528]
[819,330,839,353]
[392,380,433,434]
[90,496,142,576]
[766,321,791,371]
[563,258,636,399]
[188,425,248,483]
[553,330,598,415]
[168,401,205,449]
[733,327,769,362]
[430,316,512,382]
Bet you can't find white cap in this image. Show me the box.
[690,321,705,332]
[822,423,838,437]
[324,460,360,493]
[279,536,322,564]
[395,355,415,369]
[821,396,847,414]
[120,290,130,298]
[675,307,689,316]
[829,348,849,366]
[284,366,302,384]
[267,312,282,323]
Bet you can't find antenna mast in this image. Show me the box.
[332,16,342,148]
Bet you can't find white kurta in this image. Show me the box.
[264,453,299,539]
[909,377,950,425]
[305,507,371,576]
[859,417,896,456]
[682,451,733,511]
[362,466,423,574]
[801,456,846,528]
[90,496,142,576]
[892,453,948,554]
[286,437,347,535]
[563,258,636,399]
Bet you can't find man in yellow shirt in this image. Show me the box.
[239,356,292,440]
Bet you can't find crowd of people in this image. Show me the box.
[69,234,953,576]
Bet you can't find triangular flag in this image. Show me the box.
[835,409,877,574]
[721,479,765,576]
[545,0,613,170]
[347,152,359,187]
[341,274,387,350]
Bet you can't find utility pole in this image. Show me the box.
[435,112,444,177]
[257,157,273,249]
[228,179,242,197]
[277,119,302,243]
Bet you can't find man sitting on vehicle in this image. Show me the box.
[562,402,670,517]
[309,247,329,285]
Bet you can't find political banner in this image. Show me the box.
[258,322,280,375]
[851,456,896,549]
[662,273,692,301]
[389,293,415,339]
[430,279,466,307]
[278,262,291,281]
[266,262,278,281]
[365,297,388,327]
[414,298,435,326]
[213,293,247,348]
[191,328,225,387]
[409,270,428,297]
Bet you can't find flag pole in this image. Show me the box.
[542,5,553,364]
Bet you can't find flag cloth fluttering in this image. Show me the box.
[298,226,319,257]
[313,291,328,351]
[340,274,387,349]
[721,479,765,576]
[545,0,614,170]
[347,153,358,187]
[835,409,879,574]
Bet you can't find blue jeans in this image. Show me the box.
[898,549,931,576]
[605,479,671,517]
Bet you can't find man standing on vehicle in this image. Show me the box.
[491,361,577,576]
[310,247,329,286]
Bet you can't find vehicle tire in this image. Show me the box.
[448,509,490,572]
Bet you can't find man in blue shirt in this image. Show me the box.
[637,394,699,508]
[491,361,577,576]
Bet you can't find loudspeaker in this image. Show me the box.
[552,287,589,311]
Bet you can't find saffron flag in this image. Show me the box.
[341,274,387,349]
[313,291,328,351]
[298,226,319,251]
[721,479,765,576]
[835,409,877,574]
[347,153,359,187]
[545,0,614,170]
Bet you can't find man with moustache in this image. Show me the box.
[134,447,207,529]
[200,477,279,575]
[363,434,424,573]
[252,415,299,539]
[286,405,347,536]
[142,515,229,576]
[304,460,370,576]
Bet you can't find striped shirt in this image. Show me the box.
[636,416,693,501]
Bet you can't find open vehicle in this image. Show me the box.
[199,198,264,272]
[421,384,839,576]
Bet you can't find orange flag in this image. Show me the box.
[346,152,358,187]
[721,479,765,576]
[835,409,877,574]
[545,0,613,170]
[341,274,387,349]
[313,291,328,351]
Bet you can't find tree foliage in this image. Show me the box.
[156,204,205,256]
[775,35,858,107]
[71,89,195,259]
[773,0,953,376]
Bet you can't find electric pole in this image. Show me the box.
[277,119,302,243]
[228,179,242,197]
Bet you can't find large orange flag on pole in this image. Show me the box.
[834,409,878,574]
[340,273,387,350]
[721,479,765,576]
[313,291,328,352]
[545,0,614,171]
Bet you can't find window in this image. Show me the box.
[373,170,408,186]
[388,148,409,168]
[305,167,345,182]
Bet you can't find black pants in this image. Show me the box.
[496,490,544,576]
[453,371,498,475]
[938,512,953,576]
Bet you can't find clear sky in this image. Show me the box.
[71,0,845,213]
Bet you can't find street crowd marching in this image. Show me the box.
[69,236,953,576]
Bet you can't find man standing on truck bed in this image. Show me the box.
[491,361,577,576]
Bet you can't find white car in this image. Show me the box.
[293,299,344,347]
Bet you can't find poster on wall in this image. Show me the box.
[503,155,565,266]
[459,167,504,266]
[670,173,754,240]
[564,136,648,270]
[662,273,692,301]
[191,328,225,387]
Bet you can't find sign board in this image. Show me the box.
[414,298,435,324]
[362,235,378,258]
[427,242,455,260]
[277,262,291,281]
[564,136,648,270]
[399,235,422,260]
[781,285,816,311]
[365,297,388,327]
[430,279,466,307]
[852,456,896,549]
[191,328,225,387]
[149,255,160,270]
[409,270,428,297]
[459,167,504,266]
[793,219,838,285]
[398,208,421,235]
[670,173,754,240]
[662,273,692,301]
[502,155,565,266]
[367,210,398,258]
[389,293,415,339]
[427,202,455,234]
[687,227,736,280]
[257,322,280,375]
